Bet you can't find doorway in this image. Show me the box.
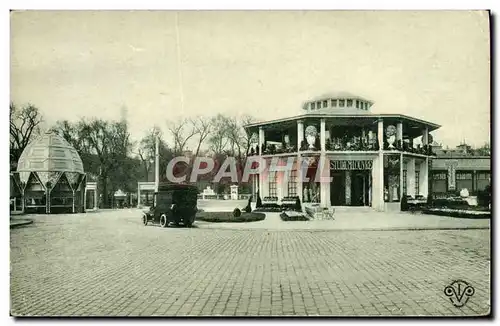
[330,171,346,205]
[351,171,370,206]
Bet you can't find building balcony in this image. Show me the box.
[247,139,436,157]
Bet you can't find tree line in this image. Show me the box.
[10,102,256,208]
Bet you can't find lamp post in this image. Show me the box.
[148,157,154,182]
[155,135,160,192]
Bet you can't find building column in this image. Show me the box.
[319,156,330,208]
[422,127,429,145]
[397,122,403,144]
[94,188,98,210]
[276,158,283,201]
[137,185,141,208]
[320,119,326,152]
[399,153,404,201]
[46,189,50,214]
[21,189,25,214]
[373,118,385,211]
[377,119,384,150]
[319,119,328,207]
[407,158,416,197]
[345,170,352,205]
[258,127,265,199]
[419,158,429,197]
[297,120,304,151]
[83,189,87,212]
[72,190,76,213]
[297,155,303,203]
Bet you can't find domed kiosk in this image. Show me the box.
[12,131,87,214]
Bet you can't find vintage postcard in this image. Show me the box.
[9,10,491,317]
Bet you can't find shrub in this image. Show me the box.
[295,197,302,212]
[256,195,262,208]
[243,196,252,213]
[233,208,241,217]
[400,195,409,211]
[196,211,265,223]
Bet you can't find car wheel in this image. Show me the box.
[160,214,168,228]
[185,215,195,228]
[142,214,148,226]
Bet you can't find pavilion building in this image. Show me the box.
[12,131,89,214]
[244,92,441,212]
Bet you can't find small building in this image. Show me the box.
[243,92,440,211]
[429,142,491,199]
[12,131,87,214]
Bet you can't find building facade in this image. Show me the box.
[429,143,490,200]
[244,92,440,211]
[12,131,87,214]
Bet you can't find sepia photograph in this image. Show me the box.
[9,8,491,318]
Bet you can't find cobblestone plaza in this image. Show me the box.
[10,210,490,317]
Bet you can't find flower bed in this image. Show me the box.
[280,211,309,221]
[196,211,266,223]
[423,207,491,219]
[254,207,283,213]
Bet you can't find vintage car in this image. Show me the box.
[142,183,199,228]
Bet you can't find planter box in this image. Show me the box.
[423,208,491,219]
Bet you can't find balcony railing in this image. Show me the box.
[247,139,436,156]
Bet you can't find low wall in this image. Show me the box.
[197,194,252,200]
[197,199,250,212]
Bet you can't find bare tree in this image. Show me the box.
[208,114,231,155]
[136,126,175,182]
[190,117,212,156]
[137,126,161,181]
[10,102,44,166]
[72,118,135,207]
[166,118,198,155]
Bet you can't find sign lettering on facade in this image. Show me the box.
[330,160,373,170]
[445,160,459,191]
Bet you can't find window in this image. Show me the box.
[364,102,368,110]
[403,170,407,195]
[347,99,353,107]
[331,99,337,107]
[269,171,277,197]
[288,170,297,196]
[317,102,321,109]
[311,102,315,110]
[339,100,345,107]
[356,100,360,109]
[323,100,328,108]
[415,171,420,195]
[456,171,473,193]
[476,172,491,191]
[432,171,447,193]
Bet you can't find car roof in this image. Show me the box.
[157,183,199,192]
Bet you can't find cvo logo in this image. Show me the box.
[444,280,475,307]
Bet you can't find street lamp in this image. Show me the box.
[149,157,155,182]
[155,135,159,192]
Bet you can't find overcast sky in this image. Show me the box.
[11,10,490,149]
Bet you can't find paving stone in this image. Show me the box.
[10,210,490,317]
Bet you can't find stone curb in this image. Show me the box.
[10,219,34,228]
[195,223,490,232]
